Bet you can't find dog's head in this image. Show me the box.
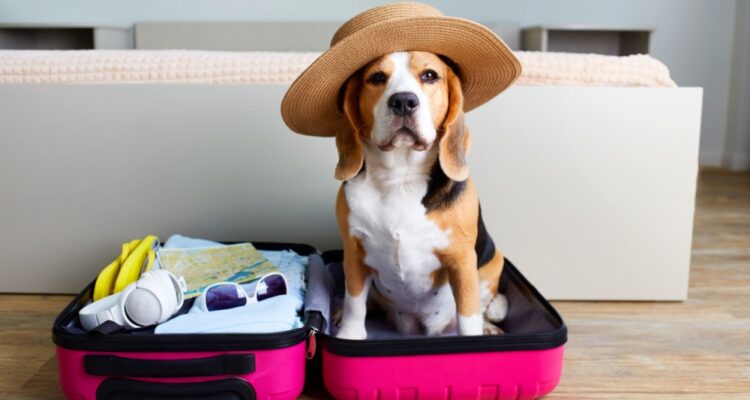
[335,51,469,182]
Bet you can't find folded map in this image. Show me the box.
[157,243,278,298]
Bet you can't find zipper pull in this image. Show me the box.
[306,329,318,360]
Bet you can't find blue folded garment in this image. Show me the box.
[162,235,221,249]
[155,294,302,334]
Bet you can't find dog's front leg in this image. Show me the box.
[337,238,371,340]
[444,251,483,336]
[335,186,372,340]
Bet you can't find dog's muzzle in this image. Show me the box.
[378,91,430,151]
[379,126,429,151]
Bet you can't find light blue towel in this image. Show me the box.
[155,294,302,334]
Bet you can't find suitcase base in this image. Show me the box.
[323,346,564,400]
[57,344,306,400]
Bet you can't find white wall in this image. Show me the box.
[0,0,739,167]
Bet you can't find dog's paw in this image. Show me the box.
[336,324,367,340]
[485,293,508,323]
[483,319,504,335]
[457,314,484,336]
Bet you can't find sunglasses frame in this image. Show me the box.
[198,272,288,312]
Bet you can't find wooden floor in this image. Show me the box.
[1,169,748,399]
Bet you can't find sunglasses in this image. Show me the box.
[198,272,288,312]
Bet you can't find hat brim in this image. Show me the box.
[281,16,521,137]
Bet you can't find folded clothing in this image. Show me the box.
[303,253,333,334]
[161,234,308,311]
[146,235,308,334]
[155,294,302,334]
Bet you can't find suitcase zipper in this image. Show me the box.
[306,328,318,359]
[303,310,325,359]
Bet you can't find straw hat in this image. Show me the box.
[281,2,521,137]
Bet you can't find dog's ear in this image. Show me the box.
[438,68,471,182]
[335,74,365,181]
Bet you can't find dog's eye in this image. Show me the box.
[420,69,439,83]
[367,71,387,85]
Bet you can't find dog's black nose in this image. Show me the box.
[388,92,420,116]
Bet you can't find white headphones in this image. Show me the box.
[80,270,186,331]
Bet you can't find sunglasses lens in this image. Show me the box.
[205,284,247,311]
[256,274,287,302]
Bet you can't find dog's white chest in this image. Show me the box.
[345,174,451,303]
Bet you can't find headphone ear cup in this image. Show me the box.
[154,270,184,321]
[170,273,186,306]
[157,271,179,322]
[123,287,163,326]
[123,270,182,327]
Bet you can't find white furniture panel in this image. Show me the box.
[470,86,702,300]
[0,85,701,299]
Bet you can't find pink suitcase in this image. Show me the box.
[54,243,566,400]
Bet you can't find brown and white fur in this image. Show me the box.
[334,51,507,340]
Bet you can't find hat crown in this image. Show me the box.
[331,2,444,46]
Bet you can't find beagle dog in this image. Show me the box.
[334,51,507,339]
